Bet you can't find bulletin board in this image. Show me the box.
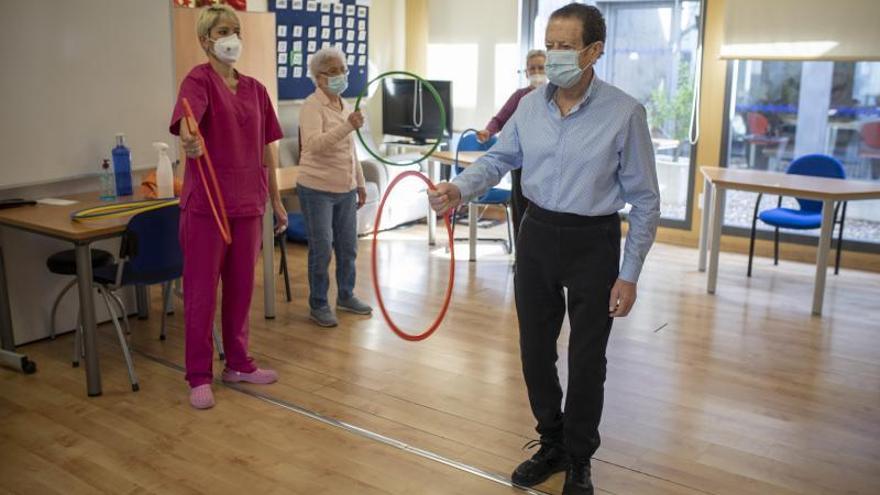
[270,0,369,100]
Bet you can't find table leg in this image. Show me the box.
[0,246,35,374]
[136,285,149,319]
[707,185,725,295]
[697,176,713,272]
[427,160,437,246]
[263,201,275,319]
[74,243,101,396]
[812,200,835,316]
[468,202,477,262]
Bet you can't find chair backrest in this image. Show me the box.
[747,112,770,136]
[785,154,846,213]
[455,131,497,174]
[121,205,183,284]
[861,121,880,149]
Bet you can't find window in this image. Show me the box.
[529,0,703,224]
[723,60,880,245]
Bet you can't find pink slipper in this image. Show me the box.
[189,384,215,409]
[221,368,278,385]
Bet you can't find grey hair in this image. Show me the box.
[526,49,546,62]
[308,46,347,83]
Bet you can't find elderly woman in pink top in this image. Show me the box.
[477,49,546,239]
[297,47,373,328]
[169,4,286,409]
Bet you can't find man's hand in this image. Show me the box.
[427,182,462,215]
[356,186,366,209]
[476,129,491,143]
[608,278,637,317]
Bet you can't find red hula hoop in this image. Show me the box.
[371,170,455,341]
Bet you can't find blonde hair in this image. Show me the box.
[196,4,240,41]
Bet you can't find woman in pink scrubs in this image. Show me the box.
[169,4,286,409]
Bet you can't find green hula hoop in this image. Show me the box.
[354,71,446,167]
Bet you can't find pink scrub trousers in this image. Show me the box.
[179,211,262,387]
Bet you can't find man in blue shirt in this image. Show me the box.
[429,4,660,494]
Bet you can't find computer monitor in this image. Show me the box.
[381,78,453,144]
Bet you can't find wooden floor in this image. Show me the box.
[2,223,879,495]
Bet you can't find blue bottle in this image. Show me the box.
[112,133,133,196]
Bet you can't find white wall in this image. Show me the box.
[0,0,175,189]
[426,0,520,131]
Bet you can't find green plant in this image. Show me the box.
[648,60,694,142]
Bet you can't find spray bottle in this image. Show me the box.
[153,142,174,198]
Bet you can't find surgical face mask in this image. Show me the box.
[528,73,548,87]
[545,46,593,88]
[211,34,242,64]
[327,73,348,95]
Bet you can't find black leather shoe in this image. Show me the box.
[511,439,569,487]
[562,458,594,495]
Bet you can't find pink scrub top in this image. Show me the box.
[170,64,283,217]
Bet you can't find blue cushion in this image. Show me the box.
[758,207,822,229]
[474,187,510,204]
[286,212,308,243]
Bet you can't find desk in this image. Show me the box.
[428,151,486,261]
[0,193,135,395]
[261,166,298,320]
[697,167,880,315]
[0,166,298,396]
[825,120,862,154]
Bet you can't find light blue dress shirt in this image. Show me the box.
[453,78,661,282]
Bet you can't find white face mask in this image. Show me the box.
[545,45,594,88]
[211,34,242,65]
[528,73,548,87]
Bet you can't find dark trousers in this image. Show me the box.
[514,204,621,459]
[510,168,529,240]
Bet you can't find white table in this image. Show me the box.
[697,166,880,315]
[427,151,486,262]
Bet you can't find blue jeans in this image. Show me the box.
[297,185,358,309]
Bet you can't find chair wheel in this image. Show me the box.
[159,335,166,341]
[72,361,80,368]
[132,383,140,392]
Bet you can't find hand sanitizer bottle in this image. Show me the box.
[153,142,174,198]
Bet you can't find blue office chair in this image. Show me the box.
[747,154,848,277]
[452,130,514,254]
[80,205,208,390]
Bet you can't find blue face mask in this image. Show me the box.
[545,46,592,88]
[327,73,348,95]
